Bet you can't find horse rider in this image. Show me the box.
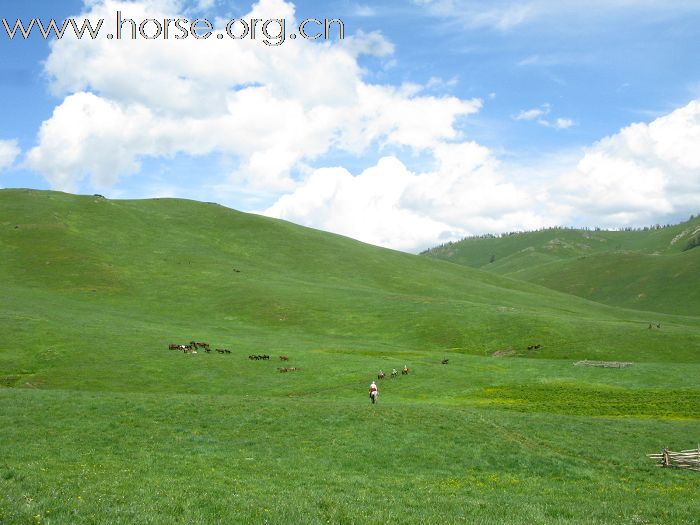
[369,381,378,404]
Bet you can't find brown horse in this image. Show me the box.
[402,366,409,375]
[377,371,385,380]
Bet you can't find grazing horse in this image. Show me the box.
[377,371,385,380]
[279,355,289,361]
[195,342,210,349]
[441,359,449,365]
[402,366,409,375]
[168,344,181,350]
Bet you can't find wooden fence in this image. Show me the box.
[647,446,700,472]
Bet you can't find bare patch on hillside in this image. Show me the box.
[670,225,700,245]
[492,348,516,357]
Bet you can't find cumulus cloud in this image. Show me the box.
[556,99,700,226]
[0,140,20,171]
[26,0,479,195]
[267,100,700,252]
[266,143,565,252]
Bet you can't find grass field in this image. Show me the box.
[1,189,699,524]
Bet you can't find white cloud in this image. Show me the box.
[514,104,550,121]
[343,30,395,58]
[266,158,458,251]
[425,76,459,91]
[266,143,565,252]
[27,0,479,196]
[556,99,700,225]
[514,105,574,130]
[267,100,700,252]
[0,140,20,171]
[552,118,575,129]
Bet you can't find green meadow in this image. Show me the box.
[1,189,699,524]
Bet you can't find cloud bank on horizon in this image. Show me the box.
[2,0,700,252]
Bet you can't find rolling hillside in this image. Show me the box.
[2,188,698,389]
[423,217,700,316]
[1,189,699,524]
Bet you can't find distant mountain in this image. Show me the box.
[422,216,700,316]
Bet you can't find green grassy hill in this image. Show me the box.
[423,217,700,315]
[1,189,699,524]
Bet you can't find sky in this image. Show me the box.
[1,0,699,252]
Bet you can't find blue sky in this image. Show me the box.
[1,0,699,251]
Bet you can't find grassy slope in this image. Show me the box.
[1,189,699,524]
[423,217,700,315]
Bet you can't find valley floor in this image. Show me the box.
[2,351,699,525]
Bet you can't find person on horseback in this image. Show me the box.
[369,381,378,404]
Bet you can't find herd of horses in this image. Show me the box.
[168,344,291,362]
[168,342,231,354]
[166,343,435,389]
